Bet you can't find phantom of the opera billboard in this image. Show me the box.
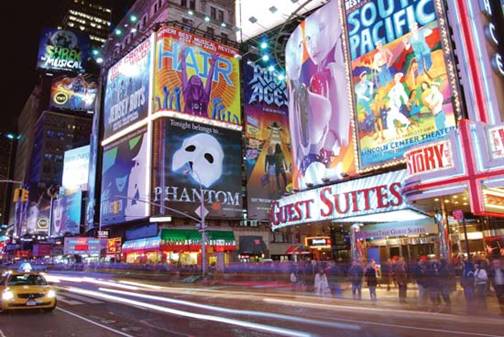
[37,28,89,73]
[244,57,292,221]
[154,26,241,126]
[152,118,242,219]
[285,0,356,190]
[50,74,97,112]
[100,128,149,226]
[103,38,152,138]
[344,0,461,170]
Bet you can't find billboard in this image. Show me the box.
[64,237,106,256]
[154,26,241,125]
[285,0,356,190]
[52,191,82,236]
[152,118,242,219]
[62,145,90,193]
[37,28,89,72]
[344,0,459,170]
[100,127,149,226]
[86,107,100,230]
[49,74,97,112]
[103,38,152,138]
[243,58,292,220]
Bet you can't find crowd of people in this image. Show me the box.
[289,256,504,315]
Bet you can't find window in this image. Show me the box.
[182,18,193,26]
[142,15,147,27]
[181,0,187,7]
[189,0,196,10]
[221,32,228,41]
[218,9,224,23]
[210,6,217,20]
[206,26,214,37]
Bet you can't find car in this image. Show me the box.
[0,271,57,312]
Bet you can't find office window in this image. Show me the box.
[210,6,216,20]
[221,32,228,41]
[218,9,224,22]
[181,0,187,7]
[206,26,214,36]
[182,18,193,26]
[189,0,196,10]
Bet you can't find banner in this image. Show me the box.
[244,58,292,220]
[37,28,89,72]
[62,145,90,193]
[49,74,97,112]
[285,0,356,190]
[103,38,152,138]
[154,26,241,125]
[100,127,149,226]
[345,0,458,170]
[86,106,100,230]
[52,191,82,236]
[152,118,242,219]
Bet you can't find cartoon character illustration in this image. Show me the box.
[172,133,224,188]
[423,81,445,129]
[386,73,411,135]
[355,71,375,132]
[180,45,219,117]
[373,40,393,87]
[50,30,78,49]
[403,21,433,77]
[125,134,148,220]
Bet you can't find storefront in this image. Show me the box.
[237,236,267,262]
[63,237,107,262]
[122,236,161,264]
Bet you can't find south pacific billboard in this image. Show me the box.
[103,38,152,139]
[152,118,242,219]
[100,127,149,226]
[243,57,292,221]
[154,26,241,125]
[37,28,89,73]
[285,0,356,190]
[344,0,459,170]
[50,74,97,112]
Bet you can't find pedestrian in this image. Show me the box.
[439,259,454,312]
[365,260,378,302]
[348,260,364,300]
[314,268,330,297]
[461,259,475,311]
[414,257,429,308]
[395,258,408,303]
[381,258,392,291]
[474,261,489,310]
[490,258,504,316]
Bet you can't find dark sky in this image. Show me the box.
[0,0,134,133]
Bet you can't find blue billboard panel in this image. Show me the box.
[100,127,149,226]
[37,28,90,72]
[103,38,152,138]
[52,191,83,236]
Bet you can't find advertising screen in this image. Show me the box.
[243,58,292,220]
[37,28,89,72]
[64,237,106,256]
[285,0,356,190]
[49,74,97,112]
[152,118,242,219]
[100,127,149,226]
[154,26,241,125]
[62,145,90,193]
[52,191,82,236]
[103,38,152,138]
[86,110,100,230]
[344,0,458,170]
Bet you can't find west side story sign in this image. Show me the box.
[270,170,408,230]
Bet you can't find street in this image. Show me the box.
[1,271,503,337]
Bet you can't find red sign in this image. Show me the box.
[405,140,454,176]
[488,125,504,160]
[452,209,464,222]
[74,245,88,251]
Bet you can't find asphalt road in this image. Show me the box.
[1,271,503,337]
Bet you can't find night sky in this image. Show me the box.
[0,0,134,133]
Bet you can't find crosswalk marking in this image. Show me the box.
[57,293,104,306]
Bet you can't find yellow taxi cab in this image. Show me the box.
[0,270,57,312]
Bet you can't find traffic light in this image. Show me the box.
[21,189,29,202]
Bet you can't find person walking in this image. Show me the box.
[395,258,408,303]
[349,260,364,300]
[474,261,489,310]
[439,259,454,312]
[461,260,475,311]
[414,258,429,308]
[365,260,378,302]
[314,268,330,297]
[490,258,504,315]
[381,258,393,291]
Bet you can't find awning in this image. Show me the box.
[160,229,236,252]
[286,245,310,255]
[238,236,267,255]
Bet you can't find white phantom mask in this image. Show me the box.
[172,133,224,188]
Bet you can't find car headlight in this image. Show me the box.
[47,289,56,298]
[2,290,14,301]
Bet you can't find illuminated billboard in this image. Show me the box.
[344,0,460,170]
[100,128,149,226]
[285,0,356,190]
[243,58,292,220]
[37,28,89,72]
[152,118,242,219]
[103,38,152,138]
[50,74,97,112]
[62,145,90,193]
[154,26,241,125]
[52,191,83,236]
